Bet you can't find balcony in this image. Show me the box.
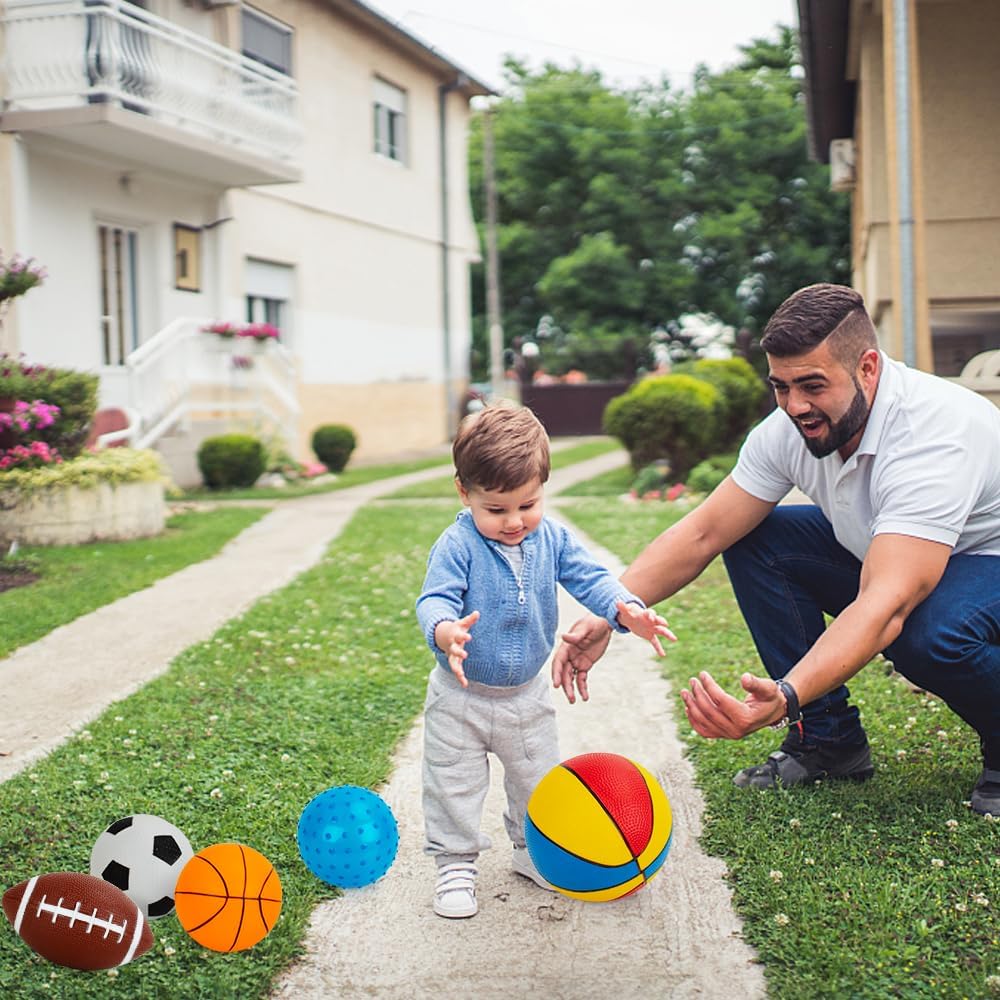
[1,0,302,186]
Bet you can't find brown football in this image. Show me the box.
[3,872,154,970]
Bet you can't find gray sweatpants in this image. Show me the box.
[422,666,560,867]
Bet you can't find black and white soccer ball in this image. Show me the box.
[89,814,194,920]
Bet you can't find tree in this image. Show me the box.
[468,28,850,382]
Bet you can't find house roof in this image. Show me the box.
[796,0,855,162]
[329,0,495,98]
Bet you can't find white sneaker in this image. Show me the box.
[512,846,556,891]
[433,862,478,918]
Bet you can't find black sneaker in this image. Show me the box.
[733,732,875,789]
[971,769,1000,817]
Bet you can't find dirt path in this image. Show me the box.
[270,499,765,1000]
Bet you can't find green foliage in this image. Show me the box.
[630,460,672,496]
[603,374,721,478]
[0,447,169,498]
[467,29,850,381]
[0,357,98,459]
[310,423,357,473]
[674,356,767,447]
[197,433,266,489]
[687,452,739,494]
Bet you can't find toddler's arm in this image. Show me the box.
[434,610,480,687]
[615,600,676,657]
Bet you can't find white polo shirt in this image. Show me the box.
[732,353,1000,561]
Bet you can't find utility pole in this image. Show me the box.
[483,102,505,401]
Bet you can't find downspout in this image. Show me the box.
[438,74,468,439]
[892,0,917,368]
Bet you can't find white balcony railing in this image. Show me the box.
[2,0,301,166]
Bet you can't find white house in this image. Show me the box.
[0,0,490,483]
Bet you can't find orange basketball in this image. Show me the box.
[173,843,281,952]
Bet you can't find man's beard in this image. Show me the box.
[795,377,870,458]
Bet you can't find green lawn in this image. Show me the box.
[560,498,1000,1000]
[2,463,997,999]
[0,508,268,659]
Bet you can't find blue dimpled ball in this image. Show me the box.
[297,785,399,888]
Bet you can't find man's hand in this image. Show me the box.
[551,614,613,704]
[615,600,677,656]
[680,671,785,739]
[434,611,480,688]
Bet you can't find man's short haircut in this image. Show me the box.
[453,401,551,493]
[761,283,878,370]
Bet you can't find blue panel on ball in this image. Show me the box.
[525,816,639,892]
[641,831,673,881]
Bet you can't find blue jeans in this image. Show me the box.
[722,506,1000,754]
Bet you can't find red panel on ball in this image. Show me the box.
[562,753,653,857]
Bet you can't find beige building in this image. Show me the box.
[0,0,489,482]
[797,0,1000,376]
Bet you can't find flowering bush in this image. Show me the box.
[0,399,60,434]
[0,440,62,470]
[202,321,241,337]
[202,321,281,342]
[0,252,46,302]
[240,322,280,342]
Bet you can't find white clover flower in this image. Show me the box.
[769,870,784,882]
[774,913,790,926]
[208,714,219,722]
[285,657,296,666]
[164,946,176,956]
[831,812,842,820]
[895,750,907,759]
[973,893,990,907]
[804,857,815,866]
[122,738,132,747]
[187,753,196,761]
[281,753,291,763]
[222,769,234,779]
[99,771,110,781]
[946,819,959,830]
[789,818,801,830]
[936,730,949,740]
[985,973,1000,993]
[955,902,968,912]
[931,858,945,868]
[106,969,119,979]
[210,787,222,799]
[114,716,124,722]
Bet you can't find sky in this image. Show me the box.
[365,0,799,93]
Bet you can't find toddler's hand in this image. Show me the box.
[436,610,480,687]
[615,600,677,657]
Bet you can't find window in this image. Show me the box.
[242,6,293,76]
[97,223,140,365]
[374,77,407,163]
[245,258,293,345]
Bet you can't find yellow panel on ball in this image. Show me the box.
[527,763,635,868]
[633,760,673,871]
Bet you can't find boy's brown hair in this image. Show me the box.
[452,402,550,493]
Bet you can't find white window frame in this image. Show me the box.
[373,77,408,164]
[245,257,294,346]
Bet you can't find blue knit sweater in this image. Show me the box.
[416,509,642,687]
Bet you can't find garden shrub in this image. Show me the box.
[311,424,357,473]
[603,374,721,479]
[673,357,766,448]
[197,434,266,489]
[687,452,739,494]
[0,356,98,460]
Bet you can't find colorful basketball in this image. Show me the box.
[525,752,672,902]
[173,843,281,952]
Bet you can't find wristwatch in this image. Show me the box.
[768,679,801,730]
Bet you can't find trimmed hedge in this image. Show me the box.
[603,374,721,479]
[197,434,266,489]
[672,356,766,448]
[311,424,357,473]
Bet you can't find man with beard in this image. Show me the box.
[553,283,1000,816]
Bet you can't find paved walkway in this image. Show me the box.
[0,446,765,999]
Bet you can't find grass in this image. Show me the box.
[0,508,268,659]
[385,436,624,499]
[4,456,997,998]
[0,502,457,1000]
[560,498,1000,1000]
